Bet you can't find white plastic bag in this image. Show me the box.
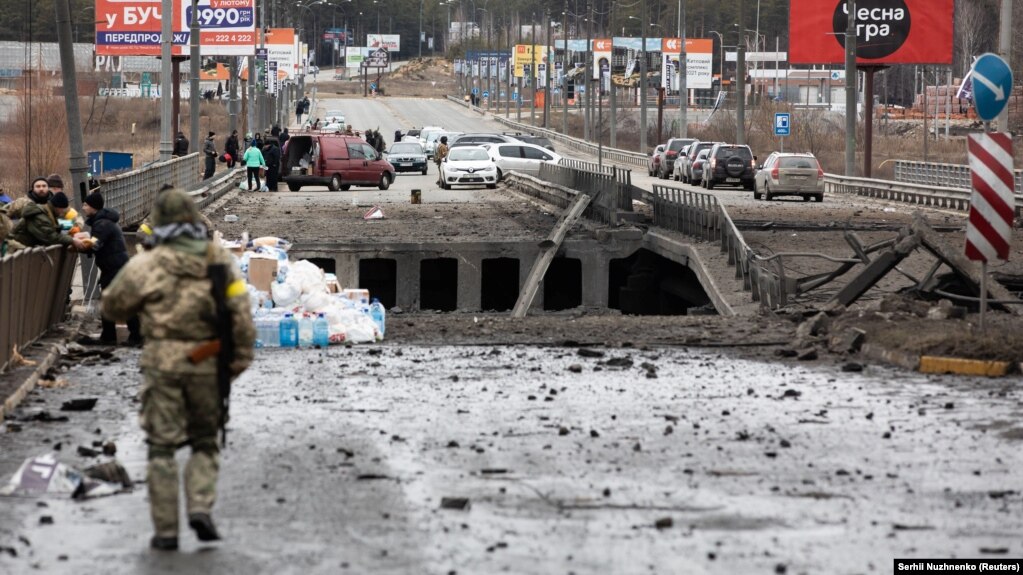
[271,276,302,307]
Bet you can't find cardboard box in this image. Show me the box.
[248,257,278,294]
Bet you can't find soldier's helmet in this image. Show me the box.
[151,188,201,227]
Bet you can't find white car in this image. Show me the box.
[483,142,562,180]
[419,126,444,147]
[439,147,499,190]
[323,110,346,125]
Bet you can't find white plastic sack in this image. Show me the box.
[290,260,326,295]
[300,290,333,313]
[271,276,302,307]
[340,308,381,343]
[250,236,293,252]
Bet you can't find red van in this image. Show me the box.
[282,133,396,191]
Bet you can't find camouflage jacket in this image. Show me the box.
[102,241,255,375]
[9,201,72,248]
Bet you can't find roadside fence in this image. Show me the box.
[823,174,1023,215]
[0,246,77,372]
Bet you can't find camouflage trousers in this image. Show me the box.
[140,370,221,538]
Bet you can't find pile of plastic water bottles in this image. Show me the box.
[253,297,387,349]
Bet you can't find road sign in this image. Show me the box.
[482,91,489,98]
[362,47,389,68]
[966,133,1014,262]
[472,87,479,95]
[774,112,791,136]
[971,53,1013,122]
[511,92,518,100]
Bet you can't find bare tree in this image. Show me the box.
[956,0,995,76]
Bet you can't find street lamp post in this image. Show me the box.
[678,0,686,138]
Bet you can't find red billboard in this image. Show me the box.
[789,0,953,65]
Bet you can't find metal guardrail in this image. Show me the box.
[445,95,650,170]
[648,185,790,309]
[0,246,77,372]
[894,160,1023,195]
[556,158,636,213]
[100,153,204,227]
[823,174,1023,215]
[538,162,620,225]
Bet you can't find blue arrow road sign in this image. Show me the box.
[482,91,489,98]
[972,53,1013,122]
[471,87,479,95]
[774,112,791,136]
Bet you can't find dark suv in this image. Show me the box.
[658,137,696,179]
[702,144,755,190]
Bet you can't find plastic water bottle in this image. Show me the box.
[369,298,386,337]
[265,314,280,348]
[313,313,330,348]
[279,313,298,348]
[254,314,266,349]
[299,314,314,347]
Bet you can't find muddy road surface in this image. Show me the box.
[2,341,1021,575]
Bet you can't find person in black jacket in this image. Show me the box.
[224,130,239,168]
[262,138,281,192]
[173,132,189,157]
[80,192,141,346]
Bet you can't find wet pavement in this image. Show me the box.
[2,339,1021,574]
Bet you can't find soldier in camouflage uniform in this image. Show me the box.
[102,188,254,551]
[138,185,214,241]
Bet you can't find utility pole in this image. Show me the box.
[419,0,424,58]
[531,14,536,127]
[997,0,1012,133]
[678,0,686,138]
[562,1,568,137]
[54,0,88,205]
[229,58,238,136]
[640,0,648,151]
[844,0,856,176]
[544,9,552,128]
[160,0,173,160]
[584,2,591,140]
[736,0,745,145]
[189,0,200,158]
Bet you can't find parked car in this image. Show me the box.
[439,146,500,189]
[483,142,562,179]
[450,133,524,148]
[754,152,825,202]
[689,149,711,185]
[702,143,756,190]
[672,144,691,181]
[323,110,346,125]
[424,130,464,158]
[676,140,718,184]
[282,134,396,192]
[658,137,697,179]
[647,144,665,176]
[503,132,556,152]
[385,142,429,175]
[418,126,445,147]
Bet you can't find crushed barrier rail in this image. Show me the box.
[0,246,77,372]
[538,162,619,225]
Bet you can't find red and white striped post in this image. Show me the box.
[966,132,1015,328]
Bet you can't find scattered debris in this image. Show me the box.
[60,398,98,412]
[0,453,131,499]
[440,497,471,510]
[654,517,673,530]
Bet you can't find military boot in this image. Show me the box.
[188,513,221,542]
[150,536,178,551]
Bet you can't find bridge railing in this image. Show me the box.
[0,246,77,372]
[538,162,619,225]
[823,174,1022,215]
[649,184,790,309]
[555,158,636,213]
[99,153,204,227]
[894,159,1023,195]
